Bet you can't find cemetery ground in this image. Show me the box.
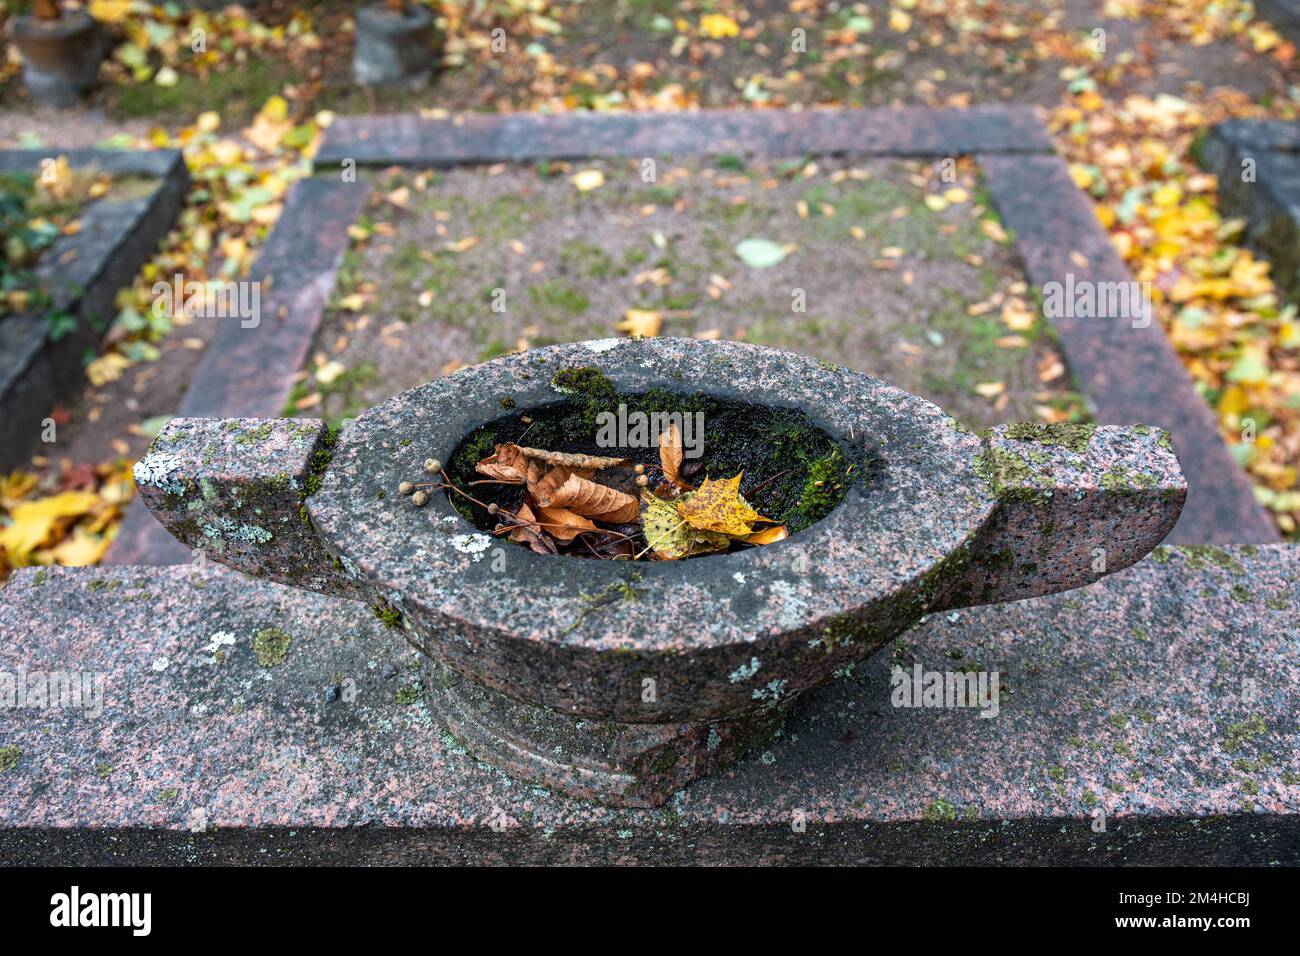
[0,1,1298,580]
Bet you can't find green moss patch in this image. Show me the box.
[252,627,292,667]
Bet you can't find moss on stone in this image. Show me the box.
[394,684,423,705]
[974,446,1050,502]
[252,626,292,667]
[1003,422,1097,454]
[0,745,21,774]
[1222,714,1266,753]
[923,799,958,822]
[371,602,403,629]
[1176,545,1245,575]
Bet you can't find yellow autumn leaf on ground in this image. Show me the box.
[0,491,101,565]
[571,169,605,192]
[37,155,72,203]
[888,9,912,32]
[48,528,114,567]
[85,352,131,387]
[699,14,740,38]
[616,308,662,337]
[675,474,768,537]
[88,0,132,23]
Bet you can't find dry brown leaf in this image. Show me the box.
[498,501,555,554]
[535,471,640,523]
[658,422,689,489]
[513,445,625,471]
[535,504,598,541]
[475,449,526,483]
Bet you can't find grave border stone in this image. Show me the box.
[0,148,188,472]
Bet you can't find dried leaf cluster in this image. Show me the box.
[461,424,788,560]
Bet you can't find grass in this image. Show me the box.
[114,59,296,124]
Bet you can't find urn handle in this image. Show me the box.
[134,417,367,599]
[932,423,1185,612]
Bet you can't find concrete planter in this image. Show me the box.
[8,10,103,108]
[352,3,441,89]
[134,339,1186,806]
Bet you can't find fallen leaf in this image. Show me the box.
[734,238,788,269]
[640,492,729,560]
[699,13,740,38]
[534,471,639,523]
[535,504,599,541]
[0,491,101,565]
[572,169,606,192]
[744,525,789,545]
[499,501,556,554]
[659,422,688,490]
[617,308,662,337]
[675,474,768,536]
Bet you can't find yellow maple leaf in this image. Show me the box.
[0,491,101,566]
[675,474,768,537]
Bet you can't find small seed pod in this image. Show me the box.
[412,490,429,507]
[424,458,442,474]
[487,502,499,515]
[636,474,649,487]
[398,481,414,495]
[634,463,645,474]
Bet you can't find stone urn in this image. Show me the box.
[135,339,1185,806]
[352,2,442,89]
[8,8,103,108]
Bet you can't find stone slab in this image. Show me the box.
[106,176,369,567]
[0,149,188,473]
[1199,119,1300,302]
[0,546,1295,864]
[316,107,1054,168]
[979,151,1280,545]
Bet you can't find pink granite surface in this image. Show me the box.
[0,545,1295,864]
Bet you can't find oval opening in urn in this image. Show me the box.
[443,371,872,560]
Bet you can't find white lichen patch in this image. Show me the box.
[201,516,273,544]
[151,656,171,672]
[767,580,808,632]
[732,572,746,584]
[449,533,494,560]
[133,454,187,496]
[204,630,236,655]
[729,657,760,683]
[584,338,621,353]
[752,678,788,702]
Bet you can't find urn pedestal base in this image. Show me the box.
[422,659,790,807]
